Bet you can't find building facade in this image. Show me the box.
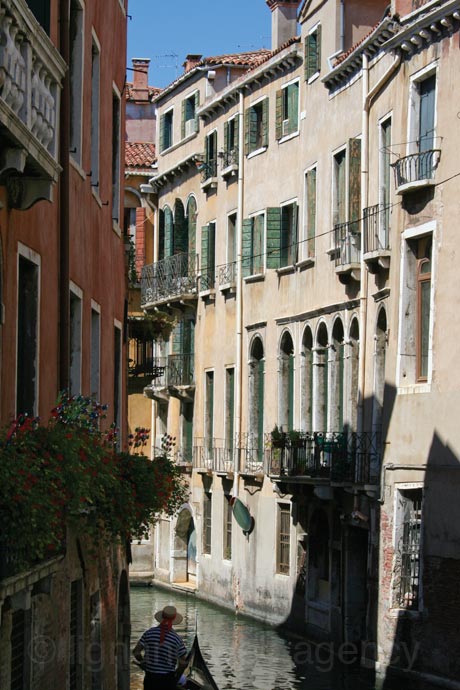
[137,0,460,687]
[0,1,129,688]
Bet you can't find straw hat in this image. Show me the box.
[154,605,183,625]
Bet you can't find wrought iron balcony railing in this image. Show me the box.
[235,433,267,475]
[220,147,238,170]
[218,261,236,287]
[193,438,235,473]
[128,357,167,379]
[391,149,441,190]
[141,252,198,307]
[363,203,390,254]
[167,353,194,387]
[200,158,217,183]
[334,221,361,267]
[199,268,215,292]
[266,431,381,484]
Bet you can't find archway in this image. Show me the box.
[279,330,294,431]
[173,507,196,585]
[248,336,264,464]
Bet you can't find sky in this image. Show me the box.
[127,0,272,89]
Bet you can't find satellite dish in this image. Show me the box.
[230,497,255,535]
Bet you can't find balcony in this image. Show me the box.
[218,261,236,291]
[220,147,238,179]
[167,353,194,400]
[199,158,217,191]
[193,438,235,474]
[391,149,441,195]
[141,252,198,308]
[199,267,216,294]
[236,433,267,476]
[334,221,361,282]
[266,431,381,485]
[363,204,391,271]
[142,356,168,402]
[0,0,66,209]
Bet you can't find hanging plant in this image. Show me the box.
[128,310,176,342]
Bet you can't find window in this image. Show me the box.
[305,167,316,258]
[245,98,268,155]
[223,116,239,167]
[90,36,100,191]
[248,337,265,466]
[223,496,232,560]
[205,371,214,452]
[200,221,216,291]
[202,492,212,555]
[70,0,84,165]
[301,327,313,433]
[379,117,392,247]
[333,149,347,226]
[70,580,83,690]
[112,89,121,225]
[279,331,294,431]
[227,212,237,268]
[181,91,199,139]
[181,401,194,462]
[394,488,423,609]
[242,213,265,276]
[90,305,100,399]
[276,81,299,139]
[70,287,82,396]
[27,0,50,34]
[277,504,291,575]
[333,140,361,263]
[160,108,173,152]
[305,24,321,81]
[398,226,434,387]
[204,130,217,179]
[225,367,235,461]
[17,249,40,416]
[280,202,298,266]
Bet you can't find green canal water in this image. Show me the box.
[130,585,386,690]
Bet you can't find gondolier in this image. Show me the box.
[133,605,188,689]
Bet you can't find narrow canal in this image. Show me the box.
[130,585,384,690]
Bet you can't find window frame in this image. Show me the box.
[90,30,101,194]
[244,211,266,277]
[16,243,41,417]
[277,78,299,141]
[246,96,269,158]
[276,502,291,575]
[111,84,122,230]
[305,22,321,83]
[280,199,298,267]
[392,484,424,611]
[160,106,174,153]
[182,89,199,139]
[223,495,232,561]
[304,164,317,260]
[202,491,212,555]
[69,281,83,397]
[69,0,85,168]
[407,64,438,158]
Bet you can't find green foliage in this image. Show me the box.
[0,394,189,568]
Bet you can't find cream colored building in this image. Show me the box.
[137,1,460,687]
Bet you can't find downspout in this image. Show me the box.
[59,0,70,392]
[234,88,245,498]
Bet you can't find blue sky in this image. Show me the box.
[127,0,272,88]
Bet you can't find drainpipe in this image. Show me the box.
[358,49,401,433]
[234,88,245,498]
[59,0,70,392]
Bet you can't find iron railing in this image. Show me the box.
[391,149,440,189]
[266,431,381,484]
[235,433,267,475]
[221,147,238,169]
[167,353,194,387]
[218,262,236,286]
[363,203,390,254]
[128,357,167,379]
[141,253,198,306]
[199,268,215,292]
[172,446,194,468]
[200,158,218,183]
[193,438,235,473]
[334,221,361,267]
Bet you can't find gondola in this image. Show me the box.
[178,635,220,690]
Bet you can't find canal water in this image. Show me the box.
[130,585,384,690]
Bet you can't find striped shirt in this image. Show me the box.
[139,626,187,674]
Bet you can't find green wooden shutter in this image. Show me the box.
[181,98,186,139]
[182,402,194,457]
[159,114,165,152]
[348,137,361,227]
[257,359,264,460]
[316,25,322,74]
[158,209,165,260]
[266,207,281,269]
[244,109,250,155]
[224,120,229,153]
[201,224,209,278]
[164,207,173,257]
[187,197,197,257]
[172,321,183,354]
[234,115,239,149]
[288,355,294,431]
[304,36,309,81]
[242,218,252,277]
[276,89,283,140]
[307,168,316,256]
[250,108,258,151]
[289,83,299,133]
[292,202,298,262]
[174,200,187,253]
[194,90,200,132]
[262,98,269,147]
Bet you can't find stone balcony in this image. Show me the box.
[0,0,66,209]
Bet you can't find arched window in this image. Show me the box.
[279,331,294,431]
[301,326,313,432]
[174,199,186,254]
[331,319,344,431]
[314,323,328,431]
[248,337,264,462]
[417,241,431,381]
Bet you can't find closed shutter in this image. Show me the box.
[348,137,361,228]
[172,321,183,354]
[187,197,197,257]
[242,218,252,277]
[253,214,265,274]
[201,224,209,277]
[244,109,251,155]
[257,358,264,460]
[250,107,259,151]
[276,89,283,140]
[291,202,298,263]
[288,83,299,133]
[307,168,316,256]
[266,207,281,269]
[419,75,435,152]
[288,355,294,431]
[316,25,322,74]
[224,120,229,153]
[182,402,194,457]
[158,209,165,260]
[159,114,165,152]
[234,115,239,149]
[194,90,200,132]
[174,200,187,253]
[181,98,186,139]
[262,98,269,147]
[164,207,173,257]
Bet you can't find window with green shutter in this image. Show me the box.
[348,137,361,232]
[205,131,217,178]
[245,99,268,155]
[266,207,281,269]
[280,202,298,266]
[164,206,173,258]
[174,199,187,254]
[158,209,165,260]
[182,90,200,139]
[160,109,173,152]
[306,167,317,257]
[242,214,265,276]
[277,82,299,139]
[333,149,346,226]
[305,25,321,81]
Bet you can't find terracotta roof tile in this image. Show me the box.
[125,83,162,101]
[333,22,381,66]
[125,142,156,168]
[200,48,272,67]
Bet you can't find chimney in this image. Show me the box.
[183,54,202,73]
[266,0,300,50]
[131,58,150,101]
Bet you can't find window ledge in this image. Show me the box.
[199,288,216,299]
[244,273,265,284]
[181,130,198,145]
[296,257,315,270]
[221,163,238,179]
[91,187,102,207]
[276,264,295,276]
[278,130,299,145]
[112,221,122,237]
[201,177,218,191]
[247,146,267,160]
[397,382,431,395]
[307,71,320,85]
[326,246,339,257]
[219,282,236,293]
[70,156,86,181]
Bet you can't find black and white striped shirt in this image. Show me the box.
[139,626,187,674]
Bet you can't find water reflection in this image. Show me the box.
[130,586,380,690]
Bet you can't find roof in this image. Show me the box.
[125,82,162,101]
[333,22,381,66]
[125,142,156,168]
